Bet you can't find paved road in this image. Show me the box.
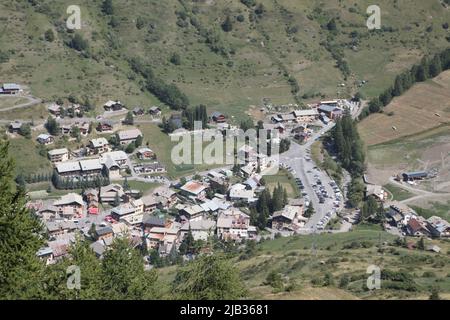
[277,100,361,232]
[279,138,343,232]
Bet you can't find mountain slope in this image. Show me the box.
[0,0,448,117]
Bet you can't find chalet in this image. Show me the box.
[132,107,145,116]
[60,121,89,136]
[137,147,155,160]
[104,157,121,180]
[79,159,103,176]
[402,171,428,182]
[37,134,54,145]
[93,226,114,241]
[179,181,208,201]
[180,219,216,241]
[229,183,257,203]
[53,193,84,218]
[180,204,205,222]
[56,161,81,177]
[0,83,21,94]
[406,218,429,237]
[317,105,343,119]
[46,221,77,237]
[426,216,450,238]
[141,195,160,213]
[208,176,229,194]
[271,204,306,231]
[153,186,177,209]
[111,199,144,221]
[200,197,231,213]
[48,148,69,163]
[210,111,226,123]
[96,120,114,132]
[217,208,251,241]
[111,222,129,237]
[243,174,262,190]
[9,122,24,135]
[365,185,387,201]
[117,128,142,145]
[149,106,161,116]
[388,201,414,226]
[292,109,319,122]
[102,151,128,168]
[100,184,126,204]
[146,222,181,253]
[84,189,99,215]
[103,100,124,111]
[272,113,296,124]
[47,103,62,117]
[38,205,58,220]
[143,214,166,230]
[89,138,110,154]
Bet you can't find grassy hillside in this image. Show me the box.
[0,0,448,118]
[157,225,450,300]
[359,70,450,146]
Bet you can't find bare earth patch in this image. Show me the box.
[359,70,450,146]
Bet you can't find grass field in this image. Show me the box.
[359,70,450,146]
[0,97,29,110]
[7,136,52,176]
[264,169,300,198]
[383,183,415,202]
[126,181,161,195]
[0,103,48,121]
[137,123,230,178]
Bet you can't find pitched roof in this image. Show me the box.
[143,214,166,227]
[90,138,109,148]
[56,161,81,173]
[48,148,68,156]
[102,150,128,162]
[54,193,84,206]
[3,83,20,90]
[79,159,103,171]
[117,128,142,141]
[180,181,207,195]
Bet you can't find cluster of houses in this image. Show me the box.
[31,151,309,263]
[386,201,450,238]
[270,100,353,127]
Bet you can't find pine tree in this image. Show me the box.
[172,254,247,299]
[304,202,315,218]
[0,140,45,299]
[101,237,159,299]
[179,226,195,255]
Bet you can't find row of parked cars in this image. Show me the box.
[329,181,342,205]
[312,174,327,203]
[317,210,336,230]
